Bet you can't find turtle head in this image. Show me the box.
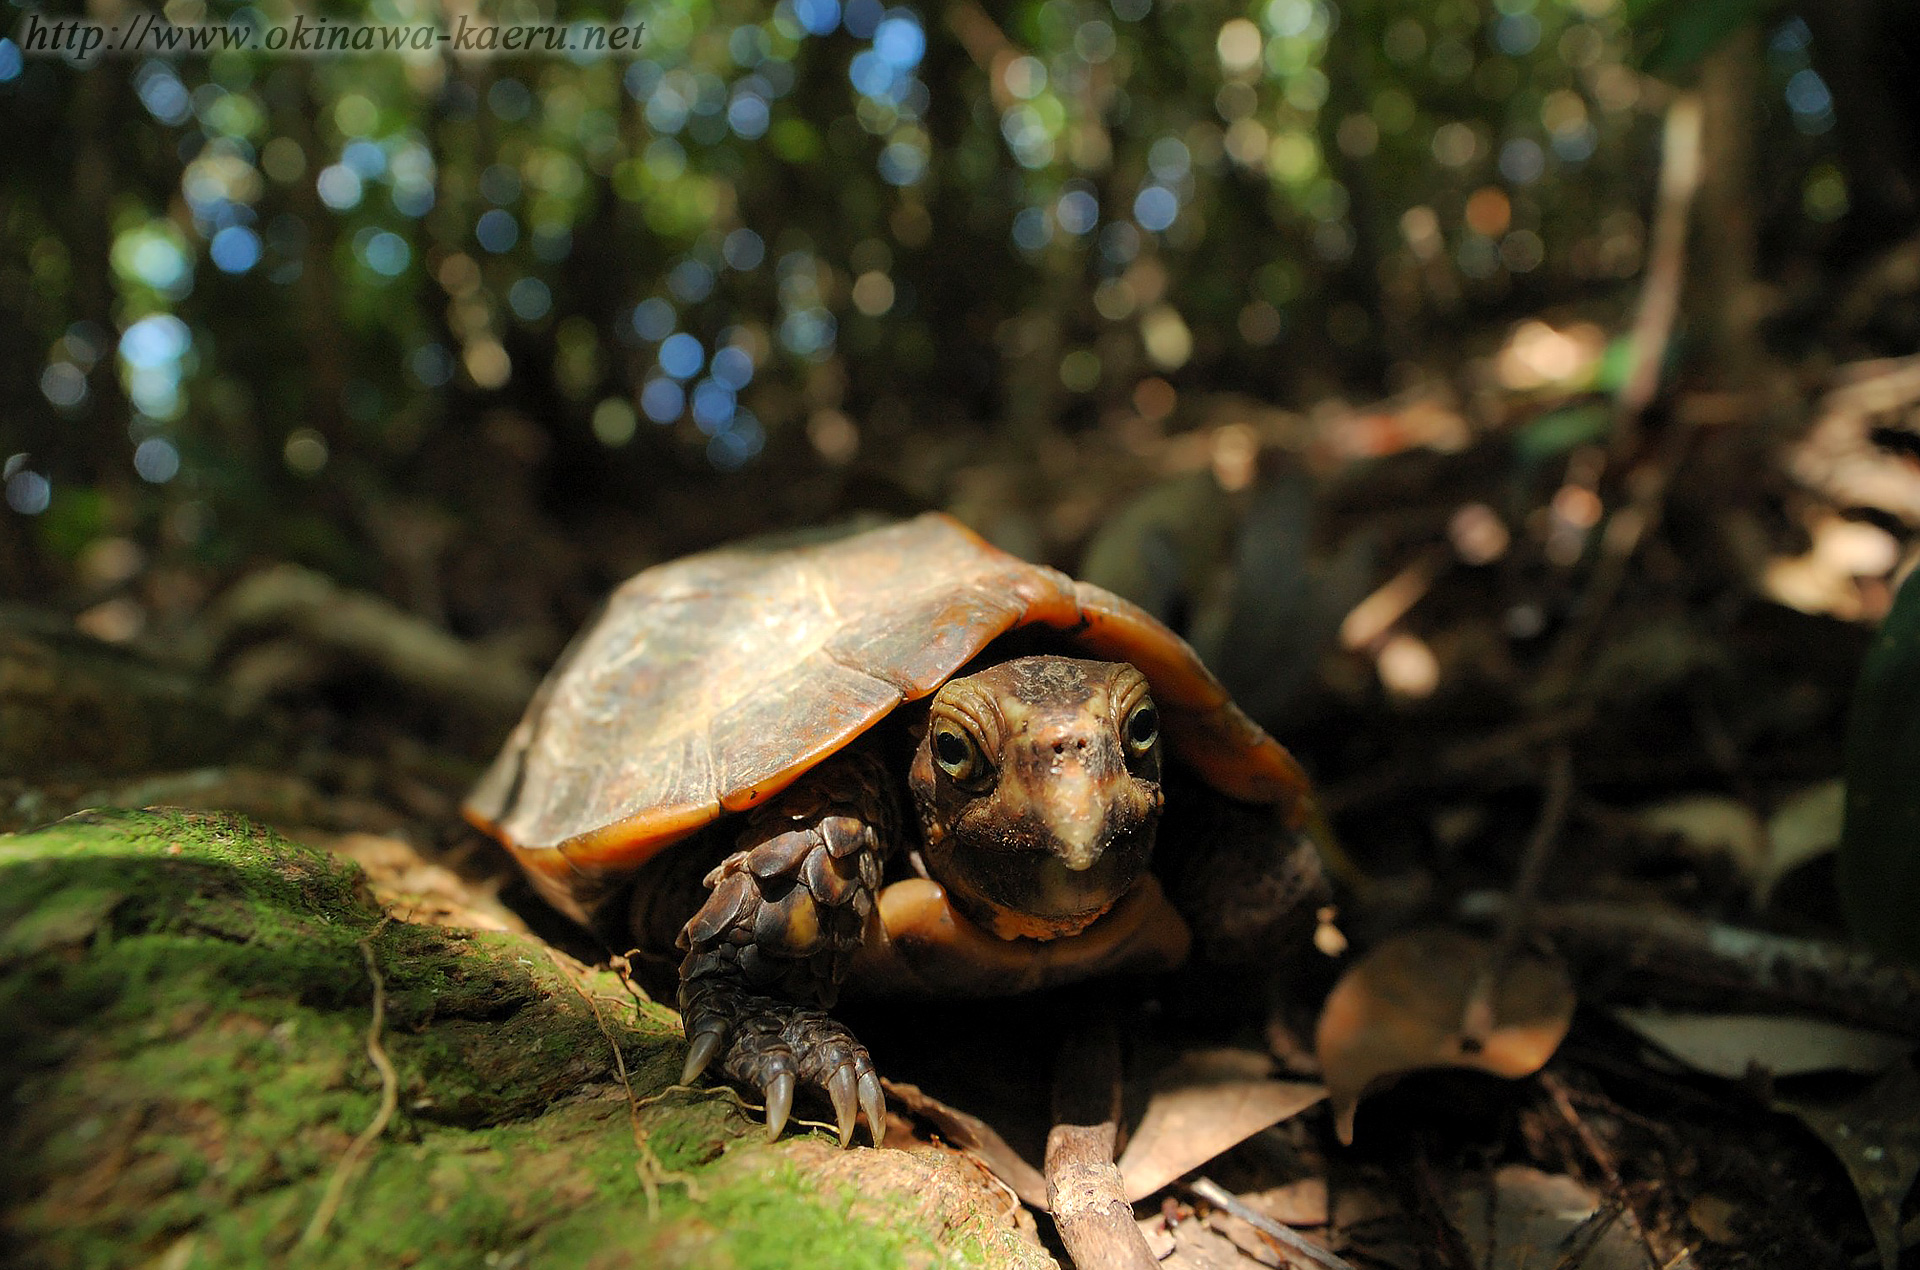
[909,655,1164,941]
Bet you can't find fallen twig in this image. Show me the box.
[1407,1149,1479,1270]
[1533,93,1706,699]
[1046,1123,1155,1270]
[1545,1197,1629,1270]
[299,919,398,1250]
[1616,93,1703,451]
[1539,1072,1663,1270]
[1458,896,1920,1038]
[1045,1008,1156,1270]
[1320,706,1593,815]
[202,564,535,720]
[1189,1177,1360,1270]
[1466,745,1575,1045]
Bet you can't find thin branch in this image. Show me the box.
[1616,93,1703,448]
[1545,1197,1628,1270]
[1497,745,1574,966]
[1538,1072,1663,1270]
[299,919,398,1250]
[1189,1177,1361,1270]
[1408,1149,1480,1270]
[1465,745,1573,1046]
[1457,896,1920,1037]
[1046,1007,1156,1270]
[545,948,699,1217]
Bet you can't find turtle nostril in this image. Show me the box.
[1051,741,1065,755]
[1075,738,1087,751]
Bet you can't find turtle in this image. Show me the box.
[465,512,1329,1148]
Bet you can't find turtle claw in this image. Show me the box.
[680,980,882,1146]
[682,1027,724,1085]
[827,1066,859,1148]
[858,1071,886,1146]
[764,1071,796,1140]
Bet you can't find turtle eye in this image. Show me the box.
[933,726,984,782]
[1124,701,1159,756]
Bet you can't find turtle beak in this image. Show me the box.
[1042,762,1110,871]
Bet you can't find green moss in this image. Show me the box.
[0,809,1047,1269]
[636,1165,938,1270]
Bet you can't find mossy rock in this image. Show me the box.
[0,808,1051,1269]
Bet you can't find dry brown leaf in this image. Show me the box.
[1760,779,1845,903]
[1141,1210,1266,1270]
[1449,1165,1646,1270]
[1635,794,1766,878]
[1314,929,1574,1144]
[1688,1193,1743,1245]
[1614,1008,1914,1080]
[1114,1049,1325,1201]
[1205,1208,1289,1267]
[1775,1061,1920,1270]
[1241,1178,1329,1227]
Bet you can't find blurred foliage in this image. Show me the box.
[1840,569,1920,966]
[1625,0,1777,77]
[0,0,1899,634]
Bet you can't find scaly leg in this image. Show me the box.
[675,749,896,1146]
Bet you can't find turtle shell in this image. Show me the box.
[465,512,1313,923]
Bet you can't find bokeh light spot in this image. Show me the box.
[361,231,410,276]
[488,79,532,121]
[1499,137,1545,184]
[641,377,686,423]
[1216,19,1262,73]
[711,345,755,389]
[842,0,881,39]
[316,164,363,210]
[476,209,519,253]
[691,379,737,434]
[874,16,925,70]
[6,469,51,516]
[632,298,676,341]
[1057,188,1098,235]
[1133,185,1178,232]
[283,427,329,474]
[210,225,262,274]
[134,437,181,483]
[508,276,552,320]
[1012,206,1053,251]
[410,343,454,387]
[729,93,771,139]
[659,332,705,379]
[851,271,895,316]
[593,397,638,446]
[723,229,766,271]
[793,0,839,35]
[668,258,716,302]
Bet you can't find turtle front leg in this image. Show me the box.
[674,751,895,1147]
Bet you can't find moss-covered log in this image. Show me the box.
[0,808,1051,1269]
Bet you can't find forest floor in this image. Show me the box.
[7,259,1920,1268]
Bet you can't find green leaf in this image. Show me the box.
[1625,0,1778,77]
[1839,570,1920,964]
[1514,402,1612,463]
